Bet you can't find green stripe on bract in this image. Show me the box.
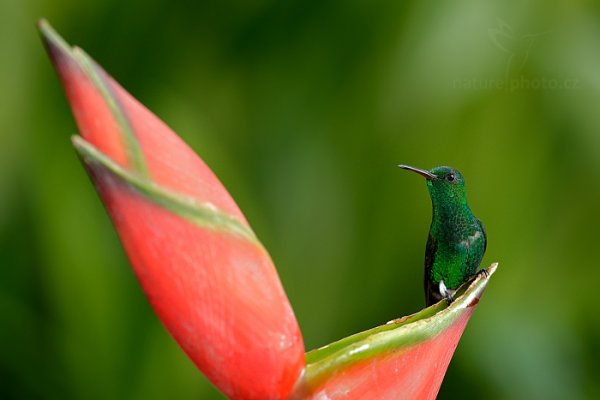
[305,301,447,365]
[72,48,149,177]
[302,264,497,390]
[73,136,260,246]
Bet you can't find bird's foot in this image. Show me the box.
[439,280,455,305]
[476,268,489,279]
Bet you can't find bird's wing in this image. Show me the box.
[476,217,487,253]
[424,233,439,306]
[464,218,487,278]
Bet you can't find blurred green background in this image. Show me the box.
[2,0,600,399]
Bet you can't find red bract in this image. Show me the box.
[295,266,495,399]
[307,317,471,399]
[39,20,304,400]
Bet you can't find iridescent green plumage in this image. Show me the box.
[399,165,487,306]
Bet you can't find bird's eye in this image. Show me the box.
[445,173,455,182]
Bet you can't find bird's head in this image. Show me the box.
[398,165,467,206]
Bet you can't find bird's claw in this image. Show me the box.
[476,268,489,278]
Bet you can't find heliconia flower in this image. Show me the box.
[39,20,497,400]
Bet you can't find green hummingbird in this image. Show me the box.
[398,165,487,306]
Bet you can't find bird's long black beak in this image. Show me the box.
[397,164,436,180]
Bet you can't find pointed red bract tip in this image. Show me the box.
[38,21,130,168]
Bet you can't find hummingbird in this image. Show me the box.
[398,165,487,306]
